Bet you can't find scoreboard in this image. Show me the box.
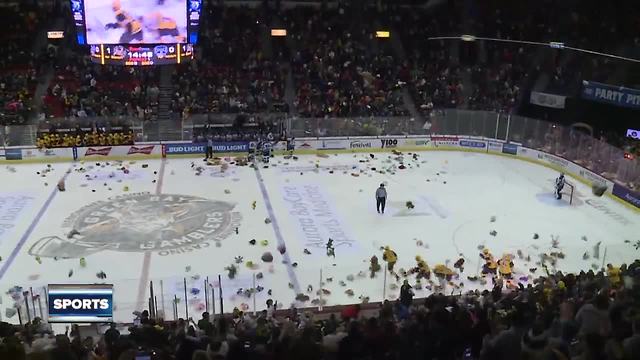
[70,0,202,66]
[90,43,193,65]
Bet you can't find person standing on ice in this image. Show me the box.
[204,135,213,160]
[376,183,387,214]
[555,173,565,200]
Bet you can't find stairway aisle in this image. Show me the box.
[154,66,180,141]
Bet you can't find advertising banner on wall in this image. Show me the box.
[165,142,249,155]
[487,140,503,152]
[530,91,567,109]
[611,184,640,209]
[166,143,207,155]
[432,136,459,147]
[349,139,374,149]
[5,149,22,160]
[211,142,250,153]
[75,145,163,158]
[502,143,518,155]
[582,81,640,110]
[319,139,346,150]
[459,139,487,149]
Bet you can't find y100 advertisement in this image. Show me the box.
[380,139,399,149]
[48,284,113,323]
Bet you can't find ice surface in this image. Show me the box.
[0,151,637,324]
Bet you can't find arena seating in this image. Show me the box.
[0,4,44,126]
[171,7,286,116]
[44,56,160,120]
[286,5,408,118]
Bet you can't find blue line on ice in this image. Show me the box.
[0,167,73,280]
[253,167,301,294]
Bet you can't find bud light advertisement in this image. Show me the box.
[166,142,249,155]
[165,142,207,155]
[48,284,113,323]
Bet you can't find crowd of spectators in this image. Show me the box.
[461,1,542,113]
[170,0,638,119]
[42,55,160,122]
[171,7,286,117]
[2,259,639,360]
[389,4,464,117]
[470,0,640,97]
[7,0,636,130]
[466,50,526,114]
[0,0,636,165]
[286,5,408,118]
[36,129,135,149]
[0,4,45,125]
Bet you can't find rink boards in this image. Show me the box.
[1,136,636,211]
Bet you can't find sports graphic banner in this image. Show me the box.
[48,284,114,323]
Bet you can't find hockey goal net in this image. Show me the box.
[562,182,575,205]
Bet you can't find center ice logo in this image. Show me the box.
[29,193,241,258]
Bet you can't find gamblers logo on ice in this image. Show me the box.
[29,193,241,258]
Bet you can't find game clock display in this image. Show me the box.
[90,43,193,65]
[71,0,201,65]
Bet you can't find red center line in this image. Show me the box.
[135,158,166,312]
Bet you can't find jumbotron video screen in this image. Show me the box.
[70,0,201,65]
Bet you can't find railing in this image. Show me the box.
[24,110,639,191]
[25,114,289,145]
[293,110,639,189]
[288,116,426,137]
[180,113,288,141]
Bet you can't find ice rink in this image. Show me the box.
[0,150,638,323]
